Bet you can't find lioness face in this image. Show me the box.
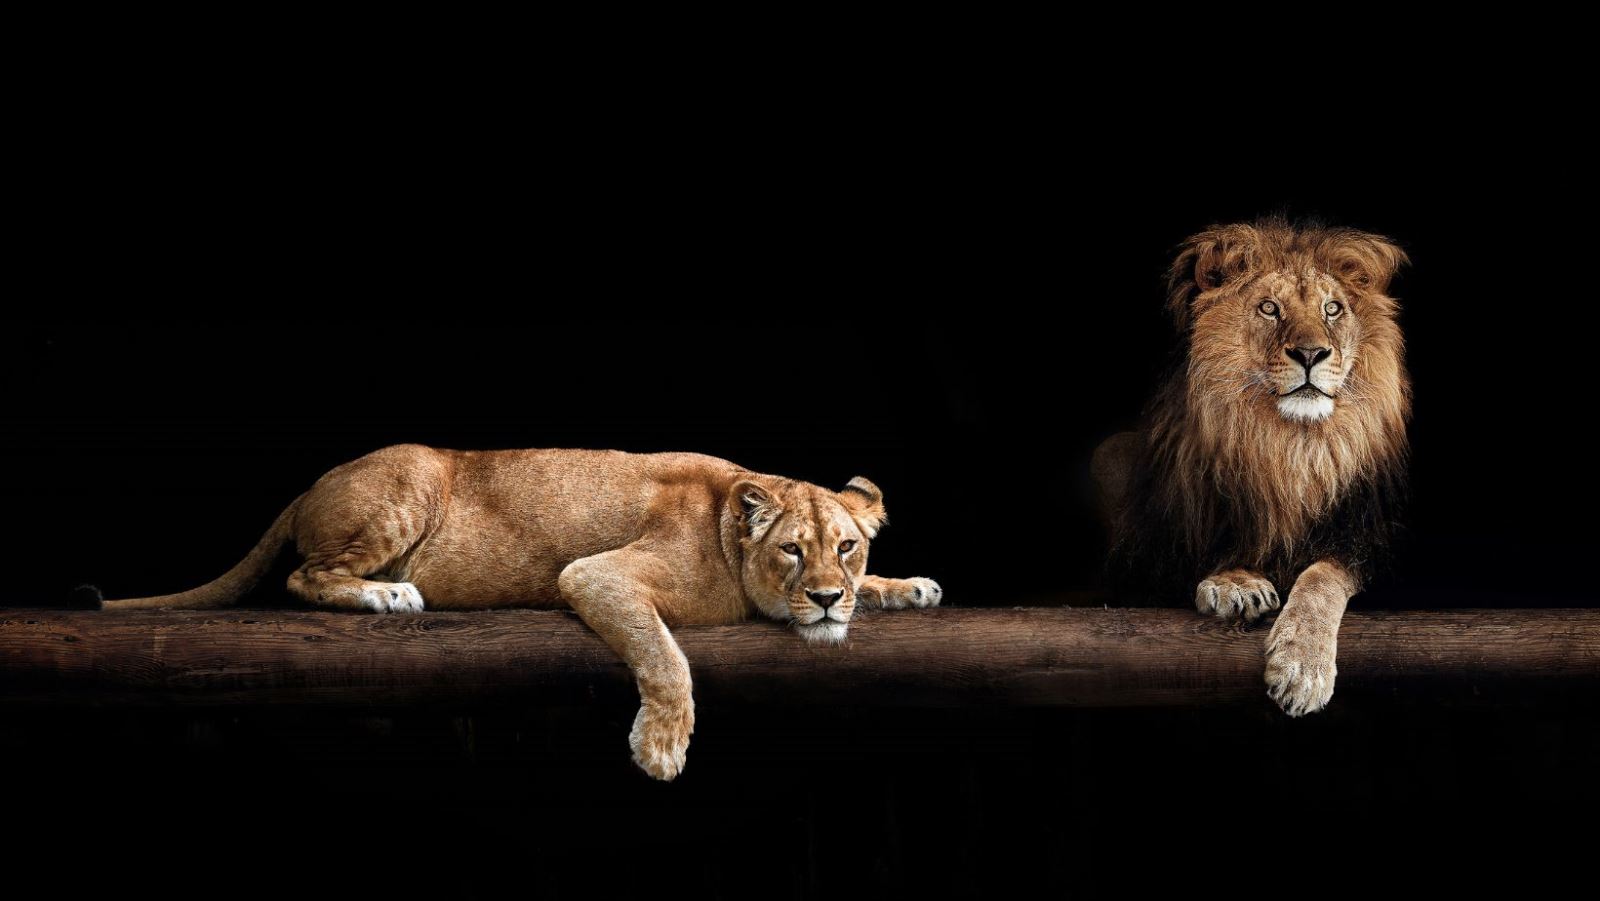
[1195,267,1363,425]
[730,477,885,645]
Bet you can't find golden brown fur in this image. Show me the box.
[101,446,942,778]
[1098,217,1412,715]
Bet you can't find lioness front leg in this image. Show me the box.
[1195,568,1279,623]
[557,546,695,782]
[856,575,943,610]
[1264,559,1357,716]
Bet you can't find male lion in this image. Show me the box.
[1095,217,1410,716]
[100,446,943,779]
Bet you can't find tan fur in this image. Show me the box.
[1100,218,1412,716]
[101,446,942,779]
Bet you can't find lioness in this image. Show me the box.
[1096,217,1411,716]
[101,446,943,779]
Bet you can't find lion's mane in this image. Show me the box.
[1109,217,1413,598]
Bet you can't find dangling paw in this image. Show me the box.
[629,696,695,781]
[1264,607,1337,716]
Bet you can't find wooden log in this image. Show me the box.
[0,607,1595,709]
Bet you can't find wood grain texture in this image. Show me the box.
[1,607,1595,708]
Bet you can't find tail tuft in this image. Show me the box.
[69,584,105,610]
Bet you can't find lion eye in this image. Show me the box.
[780,542,801,556]
[838,540,857,554]
[1258,300,1278,318]
[1324,300,1343,318]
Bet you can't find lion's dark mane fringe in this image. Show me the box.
[1108,427,1411,602]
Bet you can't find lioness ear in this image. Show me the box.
[1165,223,1264,332]
[839,476,887,538]
[730,480,782,541]
[1322,230,1408,295]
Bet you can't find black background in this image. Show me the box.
[5,92,1597,898]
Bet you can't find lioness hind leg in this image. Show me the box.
[282,445,444,613]
[286,568,425,613]
[856,575,943,610]
[283,522,428,613]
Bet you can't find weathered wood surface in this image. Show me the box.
[0,608,1595,708]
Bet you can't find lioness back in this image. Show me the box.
[303,446,748,611]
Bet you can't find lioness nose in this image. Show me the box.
[1287,345,1331,369]
[806,589,844,609]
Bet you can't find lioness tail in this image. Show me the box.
[99,496,302,610]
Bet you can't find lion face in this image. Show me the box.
[729,476,885,645]
[1197,267,1363,424]
[1168,219,1409,430]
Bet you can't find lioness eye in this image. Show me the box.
[838,540,857,554]
[780,542,801,555]
[1324,300,1343,318]
[1258,300,1278,317]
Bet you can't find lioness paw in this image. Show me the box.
[887,577,943,609]
[1264,610,1337,716]
[905,577,943,608]
[1195,570,1278,623]
[359,582,425,613]
[629,697,695,782]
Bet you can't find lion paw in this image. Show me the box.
[359,582,425,613]
[1264,610,1337,716]
[1195,570,1278,623]
[629,697,695,781]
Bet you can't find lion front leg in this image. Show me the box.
[1195,568,1280,623]
[1264,559,1358,717]
[557,547,695,781]
[855,574,943,610]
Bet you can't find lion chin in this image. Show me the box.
[1277,391,1335,423]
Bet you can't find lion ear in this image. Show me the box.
[1323,230,1408,295]
[730,480,782,541]
[1166,224,1264,331]
[839,476,887,538]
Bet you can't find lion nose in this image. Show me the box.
[806,589,844,609]
[1287,345,1331,369]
